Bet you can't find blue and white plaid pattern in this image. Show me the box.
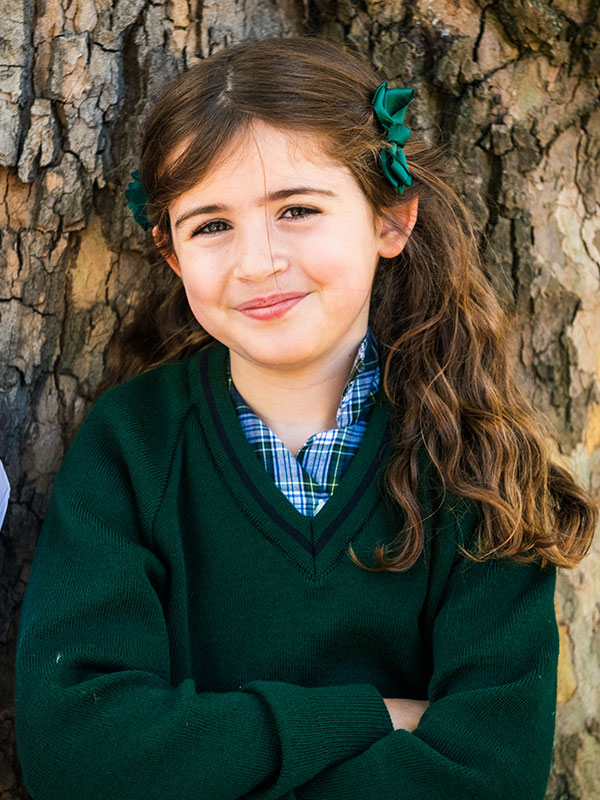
[226,329,381,516]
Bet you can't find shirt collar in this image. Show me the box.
[335,327,380,428]
[345,328,377,389]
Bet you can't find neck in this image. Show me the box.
[229,332,367,456]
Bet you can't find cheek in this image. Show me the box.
[304,234,377,294]
[179,266,224,319]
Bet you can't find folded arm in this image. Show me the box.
[294,517,559,800]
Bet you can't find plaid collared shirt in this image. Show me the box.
[226,328,381,516]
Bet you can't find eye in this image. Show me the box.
[189,206,320,237]
[281,206,320,220]
[191,219,231,237]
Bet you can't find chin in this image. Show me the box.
[235,340,318,370]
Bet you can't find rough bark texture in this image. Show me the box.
[1,0,598,797]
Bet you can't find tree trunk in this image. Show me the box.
[1,0,598,797]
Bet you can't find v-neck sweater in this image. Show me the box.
[14,340,560,800]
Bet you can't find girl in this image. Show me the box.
[14,35,597,800]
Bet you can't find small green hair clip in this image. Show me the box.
[371,81,414,194]
[125,169,151,231]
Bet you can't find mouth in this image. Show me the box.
[236,293,308,321]
[236,292,307,311]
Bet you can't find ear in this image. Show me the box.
[376,195,419,259]
[152,225,182,278]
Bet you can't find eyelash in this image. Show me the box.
[190,206,320,237]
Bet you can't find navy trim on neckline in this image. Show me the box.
[314,426,390,555]
[199,351,317,557]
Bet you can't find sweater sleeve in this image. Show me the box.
[294,502,559,800]
[14,388,394,800]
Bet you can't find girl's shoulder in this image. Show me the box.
[51,352,206,529]
[95,339,224,416]
[94,354,195,415]
[66,352,204,476]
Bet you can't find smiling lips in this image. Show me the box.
[236,292,307,320]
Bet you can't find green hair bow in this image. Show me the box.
[371,81,414,194]
[125,169,151,231]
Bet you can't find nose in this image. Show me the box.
[232,219,288,282]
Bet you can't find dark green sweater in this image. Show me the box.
[14,341,559,800]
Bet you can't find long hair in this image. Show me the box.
[100,35,597,572]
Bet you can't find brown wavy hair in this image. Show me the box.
[101,35,598,572]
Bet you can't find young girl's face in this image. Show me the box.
[158,119,411,374]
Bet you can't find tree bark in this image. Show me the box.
[1,0,598,797]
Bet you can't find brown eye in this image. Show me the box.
[192,220,230,236]
[282,206,319,219]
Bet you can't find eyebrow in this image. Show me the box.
[174,187,337,230]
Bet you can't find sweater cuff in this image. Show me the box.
[241,681,394,767]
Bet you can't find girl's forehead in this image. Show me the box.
[211,121,344,179]
[167,120,349,193]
